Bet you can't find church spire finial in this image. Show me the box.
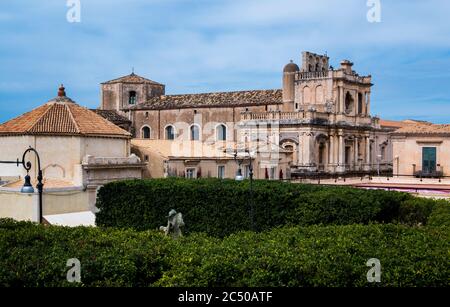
[131,67,135,75]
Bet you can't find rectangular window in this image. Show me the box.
[217,166,225,179]
[129,91,137,105]
[422,147,437,174]
[185,168,196,179]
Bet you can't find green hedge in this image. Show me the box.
[428,200,450,227]
[0,219,448,287]
[95,178,444,237]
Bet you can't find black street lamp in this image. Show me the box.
[234,149,254,231]
[0,147,44,223]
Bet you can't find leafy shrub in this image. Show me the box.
[0,219,175,287]
[396,198,436,226]
[95,178,442,237]
[0,219,448,287]
[290,189,385,226]
[158,224,450,287]
[428,200,450,226]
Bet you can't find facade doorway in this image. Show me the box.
[345,146,351,166]
[422,147,437,174]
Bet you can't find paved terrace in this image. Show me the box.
[294,176,450,199]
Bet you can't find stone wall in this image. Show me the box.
[392,135,450,176]
[132,105,279,141]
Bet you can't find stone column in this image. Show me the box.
[329,135,334,167]
[339,87,344,113]
[337,131,345,173]
[354,137,359,171]
[366,92,371,115]
[365,136,371,171]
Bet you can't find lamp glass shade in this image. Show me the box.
[235,175,244,181]
[21,175,35,194]
[235,168,244,181]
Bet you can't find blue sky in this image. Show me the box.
[1,0,450,123]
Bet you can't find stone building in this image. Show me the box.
[0,86,145,223]
[101,51,394,178]
[131,139,292,180]
[391,123,450,177]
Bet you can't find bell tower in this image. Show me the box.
[282,60,300,111]
[100,72,165,114]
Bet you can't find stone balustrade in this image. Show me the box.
[82,154,142,166]
[241,111,306,121]
[296,70,330,80]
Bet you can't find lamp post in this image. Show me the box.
[0,147,43,223]
[233,149,254,231]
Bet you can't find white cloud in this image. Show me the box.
[1,0,450,122]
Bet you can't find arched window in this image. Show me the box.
[315,85,324,103]
[216,124,227,141]
[358,93,363,115]
[190,125,200,141]
[165,125,175,140]
[345,92,354,114]
[129,91,137,105]
[319,143,326,165]
[141,126,151,139]
[380,145,386,161]
[303,86,311,104]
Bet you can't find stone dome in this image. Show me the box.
[283,60,300,73]
[0,85,131,138]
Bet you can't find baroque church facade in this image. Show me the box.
[99,51,393,178]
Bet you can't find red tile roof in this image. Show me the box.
[126,89,283,110]
[393,123,450,135]
[379,119,409,129]
[91,109,131,124]
[101,73,163,86]
[0,96,131,138]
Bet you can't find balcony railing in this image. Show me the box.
[412,165,444,178]
[296,70,330,80]
[414,170,444,178]
[241,111,373,128]
[241,111,306,121]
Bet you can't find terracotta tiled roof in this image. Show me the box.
[126,89,283,110]
[379,119,409,129]
[0,95,131,138]
[91,109,131,124]
[380,119,432,128]
[101,73,163,86]
[393,123,450,135]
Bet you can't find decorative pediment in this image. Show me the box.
[280,132,299,144]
